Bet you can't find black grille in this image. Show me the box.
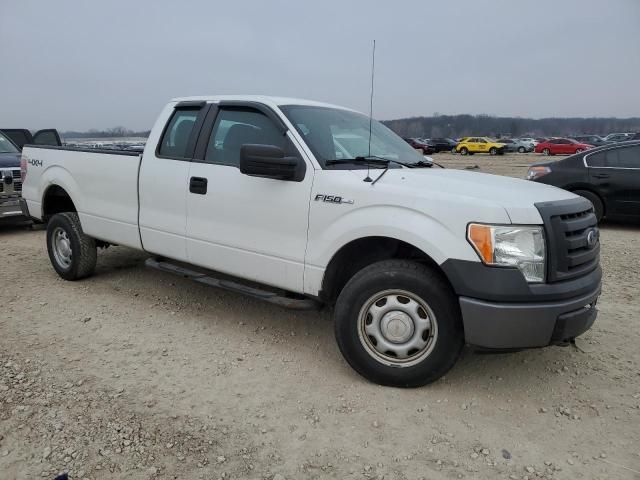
[536,198,600,282]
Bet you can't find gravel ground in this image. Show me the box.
[1,153,639,480]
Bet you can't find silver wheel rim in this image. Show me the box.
[357,289,438,367]
[52,227,73,269]
[543,149,550,155]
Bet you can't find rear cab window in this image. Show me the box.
[157,107,202,159]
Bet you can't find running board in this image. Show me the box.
[145,258,320,310]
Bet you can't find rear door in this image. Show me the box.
[185,103,314,292]
[138,101,207,261]
[587,145,640,216]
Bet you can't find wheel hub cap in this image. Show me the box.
[52,227,73,269]
[358,290,438,367]
[380,311,414,343]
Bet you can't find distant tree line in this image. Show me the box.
[62,126,151,139]
[382,115,640,139]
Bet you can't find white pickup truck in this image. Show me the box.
[20,96,601,387]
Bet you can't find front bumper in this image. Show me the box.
[459,287,599,349]
[441,259,601,349]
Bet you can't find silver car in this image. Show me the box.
[497,138,535,153]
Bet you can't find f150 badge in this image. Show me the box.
[314,194,354,205]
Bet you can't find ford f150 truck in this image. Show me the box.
[20,96,601,387]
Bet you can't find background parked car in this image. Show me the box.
[0,131,27,221]
[518,137,539,147]
[427,137,458,152]
[0,128,62,150]
[403,137,435,154]
[454,137,506,155]
[527,140,640,221]
[534,138,593,155]
[571,135,611,148]
[604,132,634,142]
[497,138,535,153]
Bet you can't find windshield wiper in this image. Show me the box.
[325,157,390,167]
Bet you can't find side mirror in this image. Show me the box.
[239,144,305,181]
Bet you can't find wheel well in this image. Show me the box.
[320,236,448,304]
[42,185,77,220]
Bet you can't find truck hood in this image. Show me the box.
[352,167,576,224]
[0,152,21,169]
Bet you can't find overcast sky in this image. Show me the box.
[1,0,639,130]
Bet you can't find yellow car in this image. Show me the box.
[454,137,506,156]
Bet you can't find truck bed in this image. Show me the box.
[22,144,143,249]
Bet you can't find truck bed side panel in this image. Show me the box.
[23,146,142,249]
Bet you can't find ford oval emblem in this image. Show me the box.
[586,228,599,249]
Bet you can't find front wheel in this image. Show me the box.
[575,148,584,154]
[489,147,498,155]
[518,146,526,153]
[460,147,469,155]
[46,212,97,280]
[542,148,551,155]
[334,260,464,387]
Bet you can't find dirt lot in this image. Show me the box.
[1,153,639,480]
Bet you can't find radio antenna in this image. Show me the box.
[364,39,376,183]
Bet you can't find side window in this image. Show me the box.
[586,151,607,167]
[205,109,297,167]
[477,138,486,144]
[613,146,640,168]
[158,108,200,158]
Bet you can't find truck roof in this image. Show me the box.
[171,95,357,112]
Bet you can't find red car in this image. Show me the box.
[534,138,593,155]
[403,137,436,154]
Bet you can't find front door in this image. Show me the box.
[588,145,640,216]
[185,105,314,292]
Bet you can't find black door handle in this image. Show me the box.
[593,173,610,179]
[189,176,208,194]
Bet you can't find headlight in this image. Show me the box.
[526,166,551,180]
[467,224,546,282]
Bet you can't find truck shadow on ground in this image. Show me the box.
[87,245,592,391]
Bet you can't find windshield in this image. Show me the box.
[280,105,425,168]
[0,132,19,154]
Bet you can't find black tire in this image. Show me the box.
[542,148,551,156]
[489,147,498,155]
[334,260,464,388]
[46,212,97,280]
[573,190,604,222]
[518,146,526,153]
[460,147,468,155]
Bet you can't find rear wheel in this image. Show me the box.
[543,148,551,155]
[489,147,498,155]
[573,190,604,222]
[46,212,97,280]
[460,147,469,155]
[334,260,464,387]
